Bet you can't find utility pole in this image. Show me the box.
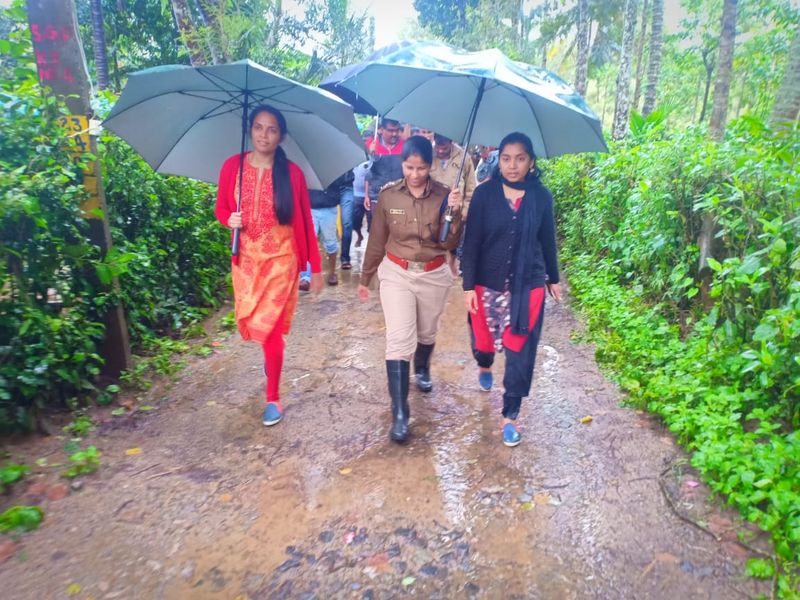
[26,0,131,377]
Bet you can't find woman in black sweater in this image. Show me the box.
[460,132,562,447]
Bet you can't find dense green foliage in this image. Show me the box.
[547,119,799,590]
[100,132,230,343]
[0,78,107,431]
[0,26,229,431]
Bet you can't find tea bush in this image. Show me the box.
[548,119,799,589]
[1,49,229,431]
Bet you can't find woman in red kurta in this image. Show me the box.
[215,105,322,426]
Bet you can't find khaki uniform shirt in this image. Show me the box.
[360,178,464,286]
[429,144,477,215]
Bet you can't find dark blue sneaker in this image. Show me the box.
[478,370,493,392]
[502,423,521,447]
[262,402,283,426]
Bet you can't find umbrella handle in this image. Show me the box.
[232,228,241,257]
[439,210,453,243]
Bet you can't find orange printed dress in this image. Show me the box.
[216,153,321,344]
[232,162,298,342]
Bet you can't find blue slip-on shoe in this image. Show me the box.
[503,423,521,447]
[262,402,283,426]
[478,370,493,392]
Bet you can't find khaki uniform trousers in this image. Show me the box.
[377,257,454,361]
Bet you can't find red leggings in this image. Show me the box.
[471,285,545,354]
[261,324,285,404]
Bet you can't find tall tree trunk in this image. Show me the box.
[265,0,283,51]
[195,0,224,64]
[770,26,800,128]
[642,0,663,116]
[171,0,205,66]
[699,0,737,300]
[612,0,638,140]
[368,16,375,52]
[709,0,737,141]
[574,0,589,96]
[631,0,650,113]
[89,0,109,89]
[698,47,715,123]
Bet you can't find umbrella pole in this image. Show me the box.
[440,78,486,243]
[232,89,249,257]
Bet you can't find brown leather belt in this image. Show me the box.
[386,252,446,273]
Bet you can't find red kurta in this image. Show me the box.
[215,153,321,342]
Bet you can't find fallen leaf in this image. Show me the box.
[125,448,142,456]
[219,494,233,503]
[206,401,217,406]
[119,398,136,410]
[66,583,82,596]
[519,501,534,511]
[138,405,155,412]
[0,540,17,563]
[27,482,49,496]
[46,483,69,501]
[365,552,392,573]
[339,467,352,475]
[211,341,222,347]
[580,415,593,423]
[534,492,552,505]
[401,576,416,587]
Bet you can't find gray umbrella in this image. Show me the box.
[321,40,606,158]
[321,41,607,239]
[104,60,366,191]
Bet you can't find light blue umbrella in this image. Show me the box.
[104,60,366,255]
[321,41,607,239]
[320,40,607,159]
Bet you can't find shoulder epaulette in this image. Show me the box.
[380,178,404,193]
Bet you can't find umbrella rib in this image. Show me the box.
[377,71,484,130]
[522,92,550,157]
[104,89,217,122]
[198,66,309,104]
[148,97,247,171]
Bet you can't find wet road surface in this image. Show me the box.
[0,245,771,599]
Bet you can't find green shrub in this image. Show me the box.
[0,11,231,431]
[549,118,799,588]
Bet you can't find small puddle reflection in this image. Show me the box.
[432,423,481,524]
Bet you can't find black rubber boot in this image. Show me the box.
[413,343,434,393]
[386,360,410,442]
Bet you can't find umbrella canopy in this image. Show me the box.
[320,41,607,159]
[104,60,366,190]
[320,41,420,115]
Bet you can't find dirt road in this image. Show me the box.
[1,249,770,599]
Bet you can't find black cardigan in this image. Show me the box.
[461,177,560,293]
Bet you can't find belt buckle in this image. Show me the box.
[407,260,426,273]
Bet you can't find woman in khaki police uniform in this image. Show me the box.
[358,136,464,443]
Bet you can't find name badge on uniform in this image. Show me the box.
[389,209,405,215]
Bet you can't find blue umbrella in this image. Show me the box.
[320,41,607,239]
[104,60,366,255]
[320,41,420,115]
[321,40,606,158]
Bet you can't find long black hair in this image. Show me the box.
[249,104,293,225]
[401,135,433,165]
[493,131,540,180]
